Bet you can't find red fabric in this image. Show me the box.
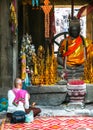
[25,107,41,117]
[63,36,82,57]
[77,4,93,19]
[77,6,87,19]
[50,9,56,42]
[4,116,93,130]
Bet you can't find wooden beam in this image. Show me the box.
[71,0,74,19]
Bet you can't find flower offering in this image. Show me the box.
[67,79,86,102]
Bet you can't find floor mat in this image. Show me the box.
[4,116,93,130]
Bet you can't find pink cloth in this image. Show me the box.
[12,88,27,106]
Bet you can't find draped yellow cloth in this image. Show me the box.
[59,36,93,67]
[21,53,26,80]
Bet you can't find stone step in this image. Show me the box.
[27,84,93,106]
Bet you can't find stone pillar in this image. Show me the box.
[0,0,18,94]
[86,9,93,40]
[12,0,18,85]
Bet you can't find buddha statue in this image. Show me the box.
[57,19,93,80]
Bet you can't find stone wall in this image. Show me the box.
[0,0,12,88]
[0,0,18,97]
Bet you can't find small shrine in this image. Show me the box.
[19,0,93,85]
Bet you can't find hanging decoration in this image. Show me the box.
[41,0,52,38]
[32,0,39,7]
[22,0,39,7]
[9,0,18,43]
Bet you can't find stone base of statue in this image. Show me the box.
[27,84,93,106]
[59,65,84,80]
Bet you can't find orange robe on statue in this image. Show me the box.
[59,36,93,67]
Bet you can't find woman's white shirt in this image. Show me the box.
[7,89,29,113]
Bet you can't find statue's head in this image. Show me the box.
[68,18,80,38]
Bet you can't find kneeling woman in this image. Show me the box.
[7,78,41,119]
